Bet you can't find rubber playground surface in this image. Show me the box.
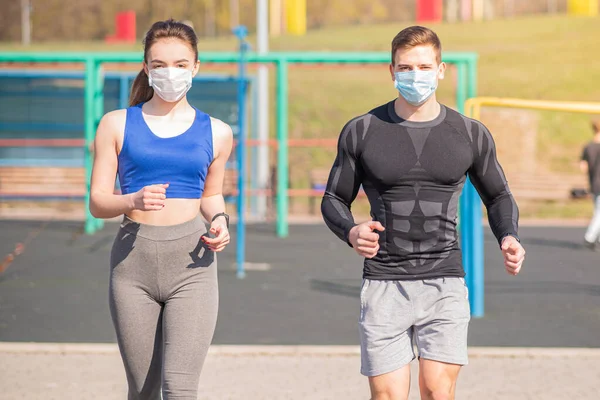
[1,219,599,398]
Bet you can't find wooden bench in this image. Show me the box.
[0,166,86,198]
[507,173,588,201]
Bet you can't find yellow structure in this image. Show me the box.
[465,97,600,121]
[568,0,599,16]
[286,0,306,36]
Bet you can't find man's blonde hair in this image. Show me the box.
[593,119,600,134]
[391,26,442,65]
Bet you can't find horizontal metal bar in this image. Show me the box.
[0,122,83,133]
[466,97,600,115]
[0,138,85,147]
[0,70,248,82]
[0,159,84,167]
[0,51,478,65]
[0,194,85,200]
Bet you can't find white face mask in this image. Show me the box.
[148,67,192,102]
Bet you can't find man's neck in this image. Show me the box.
[594,133,600,143]
[394,96,441,122]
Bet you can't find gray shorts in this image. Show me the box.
[359,277,470,377]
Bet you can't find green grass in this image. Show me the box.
[4,15,600,100]
[538,111,594,174]
[2,14,599,219]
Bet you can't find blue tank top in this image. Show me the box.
[117,103,214,199]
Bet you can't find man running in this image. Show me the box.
[321,26,526,400]
[581,119,600,250]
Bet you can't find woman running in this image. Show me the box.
[89,19,232,399]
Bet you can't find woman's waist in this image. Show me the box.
[127,198,202,227]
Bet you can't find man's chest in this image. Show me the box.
[360,127,473,187]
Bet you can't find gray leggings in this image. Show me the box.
[110,215,218,400]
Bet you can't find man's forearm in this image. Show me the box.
[321,191,357,245]
[486,193,519,245]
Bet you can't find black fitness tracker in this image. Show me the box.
[211,212,229,229]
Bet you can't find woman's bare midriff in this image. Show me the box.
[126,198,202,226]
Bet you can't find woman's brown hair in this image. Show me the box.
[129,19,198,107]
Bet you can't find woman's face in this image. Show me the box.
[144,38,199,76]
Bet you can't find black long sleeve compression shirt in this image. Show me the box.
[321,101,519,280]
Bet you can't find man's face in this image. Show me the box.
[389,45,445,82]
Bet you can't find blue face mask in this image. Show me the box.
[394,70,439,106]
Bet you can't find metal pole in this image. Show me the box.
[456,61,471,289]
[94,61,105,232]
[234,26,249,278]
[458,60,484,317]
[458,58,484,318]
[275,58,288,238]
[256,0,269,221]
[466,58,483,318]
[84,58,98,235]
[21,0,31,46]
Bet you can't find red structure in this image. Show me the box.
[105,11,136,44]
[416,0,444,23]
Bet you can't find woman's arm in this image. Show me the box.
[89,110,167,219]
[200,118,233,252]
[200,118,234,222]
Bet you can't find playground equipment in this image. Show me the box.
[465,96,600,317]
[0,48,485,314]
[568,0,599,16]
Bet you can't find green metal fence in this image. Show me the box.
[0,50,483,314]
[0,51,478,237]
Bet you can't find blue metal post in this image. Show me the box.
[466,58,484,318]
[456,60,483,317]
[234,26,249,279]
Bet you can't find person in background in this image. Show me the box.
[581,119,600,250]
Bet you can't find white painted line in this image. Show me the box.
[1,343,600,358]
[468,347,600,358]
[230,262,271,271]
[0,342,119,355]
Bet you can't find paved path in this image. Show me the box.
[1,344,599,400]
[1,221,599,347]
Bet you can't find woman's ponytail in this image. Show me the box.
[129,69,154,106]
